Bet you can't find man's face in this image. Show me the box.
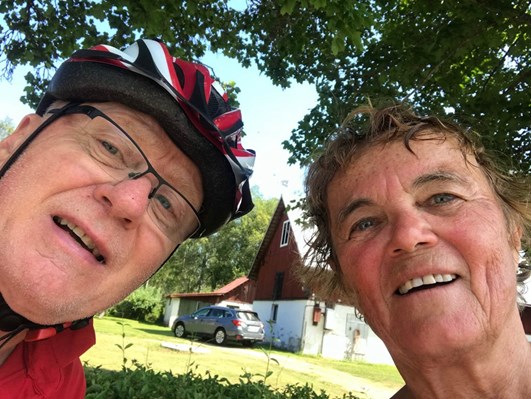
[0,102,203,324]
[326,136,521,361]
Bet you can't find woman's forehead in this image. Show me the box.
[331,137,484,195]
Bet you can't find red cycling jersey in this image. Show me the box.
[0,319,95,398]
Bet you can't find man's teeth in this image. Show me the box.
[56,217,103,260]
[398,274,457,295]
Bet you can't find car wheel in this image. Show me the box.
[174,323,186,338]
[214,328,227,345]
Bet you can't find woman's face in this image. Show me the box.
[326,136,521,361]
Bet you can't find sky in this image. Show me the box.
[0,52,317,202]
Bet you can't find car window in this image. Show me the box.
[194,308,210,317]
[210,309,224,318]
[237,311,260,321]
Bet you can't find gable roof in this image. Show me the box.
[214,276,249,294]
[248,196,313,280]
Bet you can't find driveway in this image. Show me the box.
[162,341,399,399]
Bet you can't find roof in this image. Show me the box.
[214,276,249,294]
[166,275,250,298]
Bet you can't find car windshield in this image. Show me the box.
[238,311,260,321]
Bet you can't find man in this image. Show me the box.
[303,104,530,398]
[0,38,255,397]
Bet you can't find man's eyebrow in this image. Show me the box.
[336,198,373,226]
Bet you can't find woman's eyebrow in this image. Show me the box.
[412,170,468,189]
[336,198,373,226]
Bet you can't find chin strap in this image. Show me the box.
[0,294,91,350]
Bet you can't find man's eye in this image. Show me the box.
[155,194,172,210]
[91,137,130,169]
[101,140,119,155]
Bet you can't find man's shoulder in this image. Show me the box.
[39,319,96,367]
[0,320,96,398]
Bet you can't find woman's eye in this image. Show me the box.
[348,218,378,239]
[431,193,456,205]
[357,219,375,231]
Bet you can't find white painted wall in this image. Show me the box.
[253,299,395,365]
[318,303,394,365]
[163,297,181,327]
[365,329,395,365]
[253,299,308,352]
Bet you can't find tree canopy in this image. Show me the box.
[1,0,529,173]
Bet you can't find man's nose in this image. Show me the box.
[387,209,438,255]
[94,176,154,227]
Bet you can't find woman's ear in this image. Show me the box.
[327,257,338,271]
[510,225,523,268]
[0,114,43,165]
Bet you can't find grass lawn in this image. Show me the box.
[81,316,403,398]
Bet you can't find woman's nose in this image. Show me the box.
[93,176,154,227]
[388,209,438,255]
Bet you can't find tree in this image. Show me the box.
[283,1,530,174]
[148,189,277,294]
[1,0,529,171]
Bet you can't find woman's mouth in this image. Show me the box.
[397,274,457,295]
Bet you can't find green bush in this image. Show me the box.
[84,361,363,399]
[107,286,163,324]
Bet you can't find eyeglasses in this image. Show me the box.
[46,103,201,242]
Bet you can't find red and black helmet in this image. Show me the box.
[37,39,255,237]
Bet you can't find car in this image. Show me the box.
[171,305,265,346]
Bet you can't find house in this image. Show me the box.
[249,197,394,365]
[163,276,255,328]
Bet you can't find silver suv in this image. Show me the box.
[172,305,265,346]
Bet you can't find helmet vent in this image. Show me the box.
[208,88,230,119]
[173,64,185,89]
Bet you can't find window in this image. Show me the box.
[194,308,210,317]
[270,304,279,323]
[210,308,224,318]
[272,272,284,300]
[280,220,290,247]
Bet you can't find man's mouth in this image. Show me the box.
[53,216,105,263]
[397,274,457,295]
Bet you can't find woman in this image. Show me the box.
[303,104,531,398]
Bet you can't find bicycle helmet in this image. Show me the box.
[36,38,255,237]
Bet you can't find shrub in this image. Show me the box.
[107,286,163,324]
[84,362,363,399]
